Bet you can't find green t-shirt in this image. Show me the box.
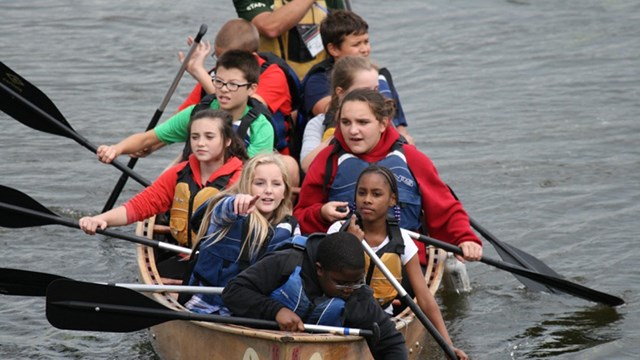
[154,99,274,158]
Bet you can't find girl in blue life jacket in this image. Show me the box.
[329,165,468,360]
[184,152,300,314]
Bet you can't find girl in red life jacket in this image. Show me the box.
[78,109,247,246]
[294,88,482,263]
[328,165,468,360]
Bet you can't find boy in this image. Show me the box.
[96,50,274,161]
[301,10,414,144]
[222,232,408,360]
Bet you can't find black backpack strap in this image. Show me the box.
[322,139,342,197]
[237,98,277,147]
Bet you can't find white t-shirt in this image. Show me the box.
[327,221,418,264]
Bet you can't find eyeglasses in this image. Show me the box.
[212,77,251,92]
[333,278,366,290]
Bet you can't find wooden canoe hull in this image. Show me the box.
[136,216,447,360]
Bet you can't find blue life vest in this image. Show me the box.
[269,235,346,326]
[188,215,297,311]
[326,141,423,231]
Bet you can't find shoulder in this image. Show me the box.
[233,0,273,20]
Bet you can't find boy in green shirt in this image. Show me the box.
[96,50,274,161]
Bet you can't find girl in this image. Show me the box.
[328,165,468,360]
[300,56,379,172]
[79,109,247,250]
[294,88,483,264]
[184,152,300,314]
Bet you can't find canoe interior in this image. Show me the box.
[135,216,447,360]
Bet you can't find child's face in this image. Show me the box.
[330,32,371,59]
[190,118,229,164]
[336,69,379,99]
[316,264,365,299]
[339,100,388,155]
[250,163,286,219]
[214,66,255,115]
[356,173,396,225]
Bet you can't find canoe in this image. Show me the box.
[135,215,448,360]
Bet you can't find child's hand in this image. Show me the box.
[234,194,260,215]
[96,145,120,164]
[78,216,107,235]
[275,308,305,332]
[178,36,212,78]
[453,346,468,360]
[320,201,349,223]
[346,216,365,240]
[457,241,482,262]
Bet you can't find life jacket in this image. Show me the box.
[259,0,331,80]
[324,139,423,232]
[269,235,346,326]
[364,218,405,308]
[189,94,279,154]
[257,52,304,157]
[168,162,232,247]
[186,213,298,311]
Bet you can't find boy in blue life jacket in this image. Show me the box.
[222,231,408,360]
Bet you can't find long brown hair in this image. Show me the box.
[337,88,396,125]
[326,56,379,123]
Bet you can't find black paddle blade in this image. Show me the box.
[0,62,75,138]
[494,241,563,293]
[46,279,169,332]
[0,268,67,296]
[0,185,60,228]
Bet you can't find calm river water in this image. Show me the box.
[1,0,638,359]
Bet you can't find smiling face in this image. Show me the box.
[250,163,285,219]
[356,172,397,226]
[214,66,256,116]
[339,100,388,154]
[189,117,229,164]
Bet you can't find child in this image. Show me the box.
[328,165,469,360]
[96,50,274,162]
[294,88,482,265]
[299,55,379,172]
[79,109,247,249]
[184,152,299,314]
[177,19,296,156]
[222,231,408,360]
[301,10,414,144]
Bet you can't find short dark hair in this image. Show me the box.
[216,49,260,84]
[320,10,369,52]
[316,232,364,272]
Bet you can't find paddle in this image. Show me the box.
[340,214,458,359]
[447,185,562,293]
[46,278,374,337]
[406,230,625,307]
[101,24,208,213]
[0,268,223,297]
[0,184,191,255]
[0,61,151,188]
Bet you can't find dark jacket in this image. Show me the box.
[222,235,408,360]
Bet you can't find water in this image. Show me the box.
[1,0,639,358]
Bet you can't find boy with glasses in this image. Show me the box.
[222,231,408,360]
[95,50,275,161]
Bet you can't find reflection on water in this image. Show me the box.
[509,307,623,358]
